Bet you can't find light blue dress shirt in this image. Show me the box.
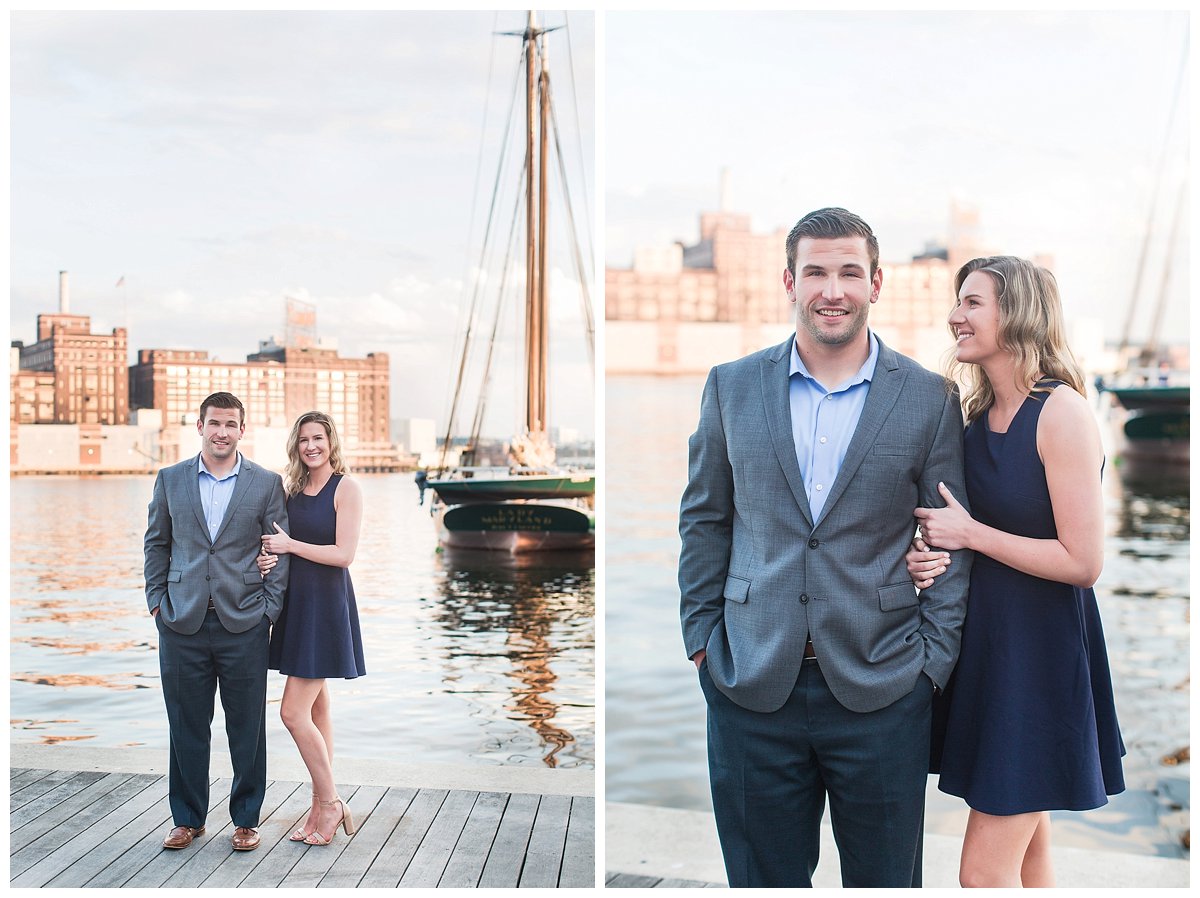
[789,332,879,521]
[198,452,242,542]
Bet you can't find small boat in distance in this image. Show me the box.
[427,11,595,552]
[1098,367,1189,463]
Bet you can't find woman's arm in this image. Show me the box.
[260,477,363,568]
[914,387,1104,589]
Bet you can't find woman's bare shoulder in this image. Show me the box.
[1038,384,1100,456]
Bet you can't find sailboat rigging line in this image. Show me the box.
[469,163,527,452]
[445,13,503,431]
[438,51,525,471]
[550,99,596,368]
[1144,180,1186,357]
[561,13,595,258]
[1117,24,1188,355]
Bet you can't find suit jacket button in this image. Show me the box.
[808,538,819,549]
[209,548,215,554]
[799,593,809,604]
[205,575,211,581]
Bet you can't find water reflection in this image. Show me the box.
[1110,461,1190,545]
[11,672,149,690]
[433,548,595,768]
[10,475,595,767]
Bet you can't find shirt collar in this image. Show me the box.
[198,452,242,481]
[790,330,880,390]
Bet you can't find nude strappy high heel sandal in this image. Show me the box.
[303,796,355,845]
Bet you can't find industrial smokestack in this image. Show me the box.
[719,167,731,212]
[59,271,69,313]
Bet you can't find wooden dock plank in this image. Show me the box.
[11,770,109,830]
[314,784,399,889]
[656,877,710,888]
[10,768,79,812]
[161,778,300,888]
[358,788,448,888]
[437,790,510,887]
[608,872,664,887]
[10,767,55,793]
[519,793,571,888]
[77,789,190,888]
[477,790,540,889]
[398,789,479,888]
[277,784,367,888]
[10,771,133,852]
[559,795,596,887]
[12,773,169,887]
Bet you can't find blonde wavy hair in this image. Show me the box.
[283,410,349,497]
[945,256,1086,425]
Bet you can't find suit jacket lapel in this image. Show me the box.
[213,455,256,545]
[761,336,815,529]
[186,454,211,543]
[815,339,908,526]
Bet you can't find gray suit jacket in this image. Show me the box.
[679,335,972,714]
[145,453,290,635]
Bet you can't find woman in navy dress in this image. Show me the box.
[258,410,366,846]
[907,256,1124,887]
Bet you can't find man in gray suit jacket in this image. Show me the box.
[679,208,971,887]
[145,391,290,852]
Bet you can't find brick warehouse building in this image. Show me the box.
[129,341,392,469]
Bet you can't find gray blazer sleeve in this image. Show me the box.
[678,366,735,659]
[144,469,171,615]
[915,387,973,688]
[260,476,291,623]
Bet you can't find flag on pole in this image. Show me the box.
[115,276,125,287]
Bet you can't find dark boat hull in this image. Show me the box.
[436,500,595,552]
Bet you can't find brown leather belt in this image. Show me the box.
[804,640,816,660]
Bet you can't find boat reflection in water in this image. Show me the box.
[432,546,594,768]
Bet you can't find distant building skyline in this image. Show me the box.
[10,274,394,469]
[605,201,1057,374]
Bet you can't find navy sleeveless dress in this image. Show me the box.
[268,474,366,679]
[935,384,1124,814]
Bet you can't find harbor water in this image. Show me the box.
[605,375,1189,858]
[10,473,595,769]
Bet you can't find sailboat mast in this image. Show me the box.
[536,28,550,437]
[524,11,540,437]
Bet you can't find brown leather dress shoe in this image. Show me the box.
[232,826,261,851]
[162,825,204,849]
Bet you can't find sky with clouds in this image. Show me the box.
[11,10,596,438]
[605,10,1190,347]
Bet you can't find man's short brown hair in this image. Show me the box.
[785,207,879,277]
[199,392,245,425]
